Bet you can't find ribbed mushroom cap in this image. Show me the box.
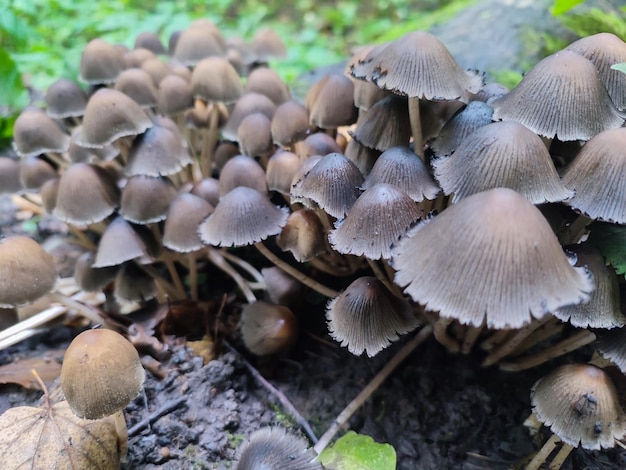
[432,121,573,204]
[346,45,392,110]
[344,139,381,177]
[392,188,594,329]
[470,82,509,104]
[173,26,225,66]
[45,78,88,119]
[350,94,410,151]
[430,101,494,156]
[350,31,482,102]
[190,177,220,207]
[326,276,419,357]
[563,127,626,223]
[235,427,321,470]
[157,75,193,116]
[271,100,312,147]
[68,126,119,163]
[73,251,119,292]
[307,74,358,129]
[555,244,624,329]
[0,236,57,308]
[125,123,193,177]
[114,68,158,109]
[191,57,242,104]
[244,67,290,105]
[237,112,273,157]
[163,193,214,253]
[566,33,626,112]
[296,132,341,161]
[79,38,125,85]
[240,301,297,356]
[93,216,159,268]
[113,261,156,303]
[120,175,177,224]
[491,50,624,141]
[330,183,422,260]
[362,146,440,202]
[198,186,289,247]
[0,158,22,194]
[13,108,70,158]
[266,150,301,195]
[18,156,57,191]
[61,328,145,419]
[124,48,156,68]
[250,29,287,62]
[218,154,267,196]
[54,163,120,225]
[291,152,364,219]
[597,328,626,374]
[276,208,326,262]
[531,364,626,450]
[222,92,276,142]
[76,89,153,149]
[289,156,322,205]
[134,31,166,55]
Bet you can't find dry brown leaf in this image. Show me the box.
[187,334,215,365]
[0,399,126,469]
[0,351,64,390]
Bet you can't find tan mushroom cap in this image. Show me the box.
[250,28,287,63]
[68,126,119,163]
[244,67,290,105]
[18,156,57,191]
[0,158,22,194]
[120,175,177,224]
[13,108,70,158]
[266,150,301,196]
[173,26,225,66]
[198,186,289,247]
[326,276,419,357]
[141,57,171,86]
[430,101,494,157]
[113,261,156,303]
[93,216,160,268]
[296,132,341,161]
[73,251,119,292]
[191,56,242,104]
[307,74,358,129]
[114,68,158,109]
[432,121,573,204]
[190,177,220,207]
[61,328,145,419]
[261,266,304,306]
[330,183,423,260]
[597,328,626,374]
[163,193,214,253]
[76,88,153,149]
[79,38,125,85]
[392,188,594,329]
[350,94,410,151]
[531,364,626,450]
[157,74,193,116]
[563,127,626,224]
[240,301,297,356]
[124,47,156,68]
[270,100,312,147]
[54,163,120,225]
[0,236,57,308]
[218,154,267,196]
[40,177,59,214]
[222,92,276,142]
[237,112,274,157]
[491,50,624,141]
[276,208,326,262]
[134,31,166,55]
[45,78,88,119]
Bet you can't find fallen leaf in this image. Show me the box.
[0,351,64,390]
[318,431,396,470]
[187,334,215,365]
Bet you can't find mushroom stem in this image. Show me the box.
[200,104,220,177]
[558,214,591,245]
[549,442,573,470]
[433,317,460,353]
[366,258,403,299]
[47,291,102,323]
[313,324,433,455]
[139,264,180,300]
[479,329,512,351]
[207,248,257,304]
[408,97,424,158]
[188,252,199,302]
[162,255,187,300]
[526,434,561,470]
[461,323,484,354]
[0,305,66,350]
[254,242,339,299]
[220,249,265,285]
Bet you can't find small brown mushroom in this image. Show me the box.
[240,301,297,356]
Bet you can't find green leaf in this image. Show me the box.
[611,63,626,75]
[318,431,396,470]
[588,223,626,276]
[0,46,29,111]
[552,0,585,16]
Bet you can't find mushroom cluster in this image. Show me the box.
[5,20,626,468]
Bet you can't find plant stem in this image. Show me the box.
[207,248,257,304]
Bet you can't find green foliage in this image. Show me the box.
[587,223,626,277]
[559,7,626,39]
[551,0,584,16]
[318,431,396,470]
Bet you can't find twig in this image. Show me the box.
[128,397,187,437]
[223,340,318,444]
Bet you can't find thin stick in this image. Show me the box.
[549,442,573,470]
[526,434,560,470]
[223,340,319,444]
[255,242,339,299]
[163,256,186,300]
[408,97,424,159]
[313,324,433,454]
[433,317,460,354]
[127,397,187,437]
[47,291,102,323]
[207,248,257,304]
[189,252,199,302]
[220,249,266,284]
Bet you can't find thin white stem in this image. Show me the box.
[526,434,560,470]
[207,248,257,304]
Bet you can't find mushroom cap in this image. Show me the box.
[113,261,156,303]
[276,208,326,262]
[68,126,119,163]
[93,216,159,268]
[120,175,177,224]
[0,236,57,308]
[350,31,482,102]
[76,89,153,149]
[0,157,22,194]
[296,132,342,161]
[221,92,276,142]
[18,156,57,191]
[163,193,214,253]
[218,154,267,196]
[392,188,594,329]
[134,31,166,55]
[266,150,301,196]
[172,26,225,66]
[244,67,290,105]
[124,47,156,68]
[432,121,573,204]
[261,266,304,306]
[329,183,423,260]
[563,127,626,224]
[190,177,220,207]
[531,364,626,450]
[198,186,289,247]
[327,276,419,357]
[140,57,172,86]
[344,138,381,176]
[114,68,158,109]
[157,74,193,116]
[61,328,145,419]
[430,101,494,156]
[237,112,274,157]
[491,50,624,141]
[73,251,119,292]
[307,74,358,129]
[240,301,297,356]
[350,94,410,151]
[250,28,287,62]
[191,57,243,104]
[597,328,626,374]
[79,38,125,85]
[13,108,70,158]
[45,78,88,119]
[270,100,312,147]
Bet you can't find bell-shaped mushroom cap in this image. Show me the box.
[134,31,166,55]
[113,261,156,303]
[218,154,267,196]
[0,157,22,194]
[554,244,624,329]
[40,177,59,214]
[237,112,273,157]
[54,163,120,225]
[266,150,301,195]
[124,47,156,68]
[190,177,220,207]
[222,92,276,142]
[392,188,594,329]
[326,276,419,357]
[198,186,289,247]
[430,101,494,156]
[344,139,381,176]
[45,78,88,119]
[433,121,573,204]
[120,175,177,224]
[93,216,159,268]
[250,28,287,62]
[531,364,626,450]
[350,31,482,102]
[157,74,193,116]
[244,67,290,105]
[491,50,624,141]
[276,208,326,262]
[350,94,410,151]
[13,108,70,158]
[0,236,57,308]
[563,127,626,223]
[76,89,153,149]
[291,152,364,219]
[114,68,158,109]
[240,301,297,356]
[262,266,304,306]
[163,193,214,253]
[125,123,193,177]
[271,100,312,147]
[140,57,171,86]
[191,57,243,104]
[346,45,392,110]
[235,427,321,470]
[73,251,118,292]
[18,156,57,191]
[597,328,626,374]
[330,183,423,260]
[362,146,440,202]
[307,74,358,129]
[172,26,225,66]
[79,38,125,85]
[68,126,119,163]
[61,328,145,419]
[296,132,342,161]
[566,33,626,112]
